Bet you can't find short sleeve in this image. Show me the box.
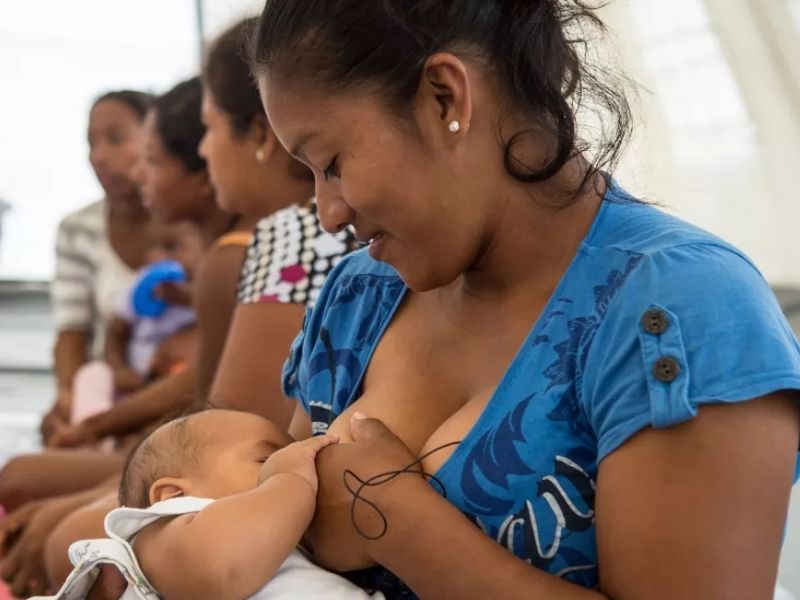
[113,280,136,322]
[581,243,800,461]
[52,218,97,331]
[237,205,356,308]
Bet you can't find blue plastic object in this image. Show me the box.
[131,260,187,318]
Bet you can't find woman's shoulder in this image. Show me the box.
[57,200,105,239]
[591,184,751,264]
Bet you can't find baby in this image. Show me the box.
[37,409,383,600]
[104,220,201,392]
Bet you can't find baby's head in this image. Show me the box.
[119,409,293,508]
[145,219,203,277]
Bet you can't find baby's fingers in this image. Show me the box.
[302,434,340,457]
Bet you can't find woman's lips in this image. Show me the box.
[367,232,385,260]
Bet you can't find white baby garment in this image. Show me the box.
[31,496,383,600]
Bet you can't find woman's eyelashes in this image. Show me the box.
[323,155,340,181]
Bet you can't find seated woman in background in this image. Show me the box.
[42,90,153,447]
[69,219,203,438]
[0,18,356,597]
[0,76,248,598]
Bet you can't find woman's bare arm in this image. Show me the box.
[209,302,304,431]
[81,369,195,438]
[194,243,249,398]
[53,330,88,401]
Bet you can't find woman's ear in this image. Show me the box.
[149,477,191,505]
[248,113,281,163]
[415,52,473,144]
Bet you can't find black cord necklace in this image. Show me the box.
[344,440,462,540]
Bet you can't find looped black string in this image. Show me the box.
[343,440,461,540]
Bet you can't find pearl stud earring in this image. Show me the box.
[448,120,461,134]
[255,149,265,161]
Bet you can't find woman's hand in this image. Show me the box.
[40,390,73,444]
[0,494,87,597]
[308,413,430,571]
[154,281,193,306]
[47,422,98,449]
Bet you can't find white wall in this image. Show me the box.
[604,0,800,287]
[201,0,263,40]
[0,0,199,280]
[1,0,799,287]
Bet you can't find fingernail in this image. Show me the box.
[352,411,368,421]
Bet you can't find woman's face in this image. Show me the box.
[133,110,210,224]
[198,89,260,215]
[88,99,144,200]
[260,78,491,292]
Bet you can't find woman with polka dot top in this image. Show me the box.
[237,202,355,308]
[203,19,357,427]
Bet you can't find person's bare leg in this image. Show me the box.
[44,492,118,588]
[0,451,123,511]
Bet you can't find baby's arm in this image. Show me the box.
[132,435,338,600]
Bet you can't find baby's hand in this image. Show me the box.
[258,435,339,494]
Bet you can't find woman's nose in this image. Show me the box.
[315,184,354,234]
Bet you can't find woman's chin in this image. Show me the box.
[394,263,460,294]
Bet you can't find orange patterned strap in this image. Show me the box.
[212,231,253,249]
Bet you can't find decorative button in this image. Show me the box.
[653,357,681,383]
[642,309,669,335]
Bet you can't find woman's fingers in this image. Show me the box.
[0,503,35,557]
[0,553,18,584]
[9,554,47,598]
[349,411,404,446]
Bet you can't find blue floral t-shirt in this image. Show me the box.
[282,182,800,595]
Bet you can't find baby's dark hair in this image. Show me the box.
[119,416,205,508]
[250,0,632,195]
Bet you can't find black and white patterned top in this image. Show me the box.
[237,201,358,307]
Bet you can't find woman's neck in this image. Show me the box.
[456,167,605,305]
[250,155,315,219]
[106,192,149,223]
[195,204,238,246]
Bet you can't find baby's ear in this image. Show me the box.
[149,477,190,504]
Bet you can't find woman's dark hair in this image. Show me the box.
[152,77,207,173]
[92,90,153,121]
[251,0,632,192]
[203,17,264,136]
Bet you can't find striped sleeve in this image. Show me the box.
[51,204,103,331]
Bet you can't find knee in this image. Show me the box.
[0,454,40,511]
[44,501,110,588]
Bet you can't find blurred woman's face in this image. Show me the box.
[88,99,144,200]
[198,89,256,215]
[132,110,211,224]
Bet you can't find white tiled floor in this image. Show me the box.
[0,290,799,596]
